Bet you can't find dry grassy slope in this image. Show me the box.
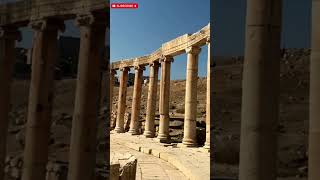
[213,49,310,178]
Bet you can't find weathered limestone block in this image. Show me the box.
[110,163,120,180]
[110,153,137,180]
[119,156,137,180]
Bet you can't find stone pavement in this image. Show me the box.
[110,132,210,180]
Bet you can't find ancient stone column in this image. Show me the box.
[114,67,129,133]
[110,69,116,128]
[182,46,201,147]
[110,69,116,110]
[0,26,20,180]
[22,19,65,180]
[67,13,108,180]
[157,56,173,143]
[204,37,211,149]
[144,62,160,138]
[239,1,282,180]
[309,0,320,179]
[129,65,145,135]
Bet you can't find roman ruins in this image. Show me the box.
[0,1,109,180]
[110,24,211,148]
[239,0,319,180]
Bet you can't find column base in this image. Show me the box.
[143,131,155,138]
[182,138,197,147]
[128,129,139,135]
[157,134,170,143]
[114,127,124,133]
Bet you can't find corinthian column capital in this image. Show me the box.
[159,55,174,63]
[134,65,145,71]
[149,61,160,68]
[206,36,210,44]
[111,69,117,76]
[29,19,65,32]
[185,46,201,55]
[75,12,108,27]
[119,67,130,72]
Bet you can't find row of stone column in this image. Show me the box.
[111,38,211,148]
[0,12,108,180]
[239,0,319,180]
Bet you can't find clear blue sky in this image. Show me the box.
[110,0,210,80]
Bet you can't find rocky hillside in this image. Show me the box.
[213,48,310,179]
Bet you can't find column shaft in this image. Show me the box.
[309,0,320,179]
[0,27,20,180]
[182,47,201,147]
[67,13,107,180]
[239,1,282,180]
[22,20,64,180]
[110,69,116,128]
[204,39,211,149]
[144,62,159,138]
[129,66,144,135]
[114,67,129,133]
[158,56,173,142]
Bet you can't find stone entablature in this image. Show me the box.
[0,0,109,26]
[111,23,210,70]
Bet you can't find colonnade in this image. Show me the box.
[111,36,211,148]
[0,12,108,180]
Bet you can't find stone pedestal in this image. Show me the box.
[204,38,211,149]
[239,1,282,180]
[144,62,160,138]
[182,46,201,147]
[129,66,144,135]
[157,56,173,143]
[67,13,108,180]
[309,0,320,179]
[0,26,20,180]
[115,67,129,133]
[22,19,65,180]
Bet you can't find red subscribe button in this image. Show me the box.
[111,3,138,9]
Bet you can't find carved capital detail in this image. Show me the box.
[75,12,108,27]
[159,55,174,63]
[0,26,21,41]
[134,65,146,71]
[186,46,201,55]
[119,67,130,72]
[149,61,160,68]
[206,36,210,44]
[29,19,65,32]
[111,69,117,75]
